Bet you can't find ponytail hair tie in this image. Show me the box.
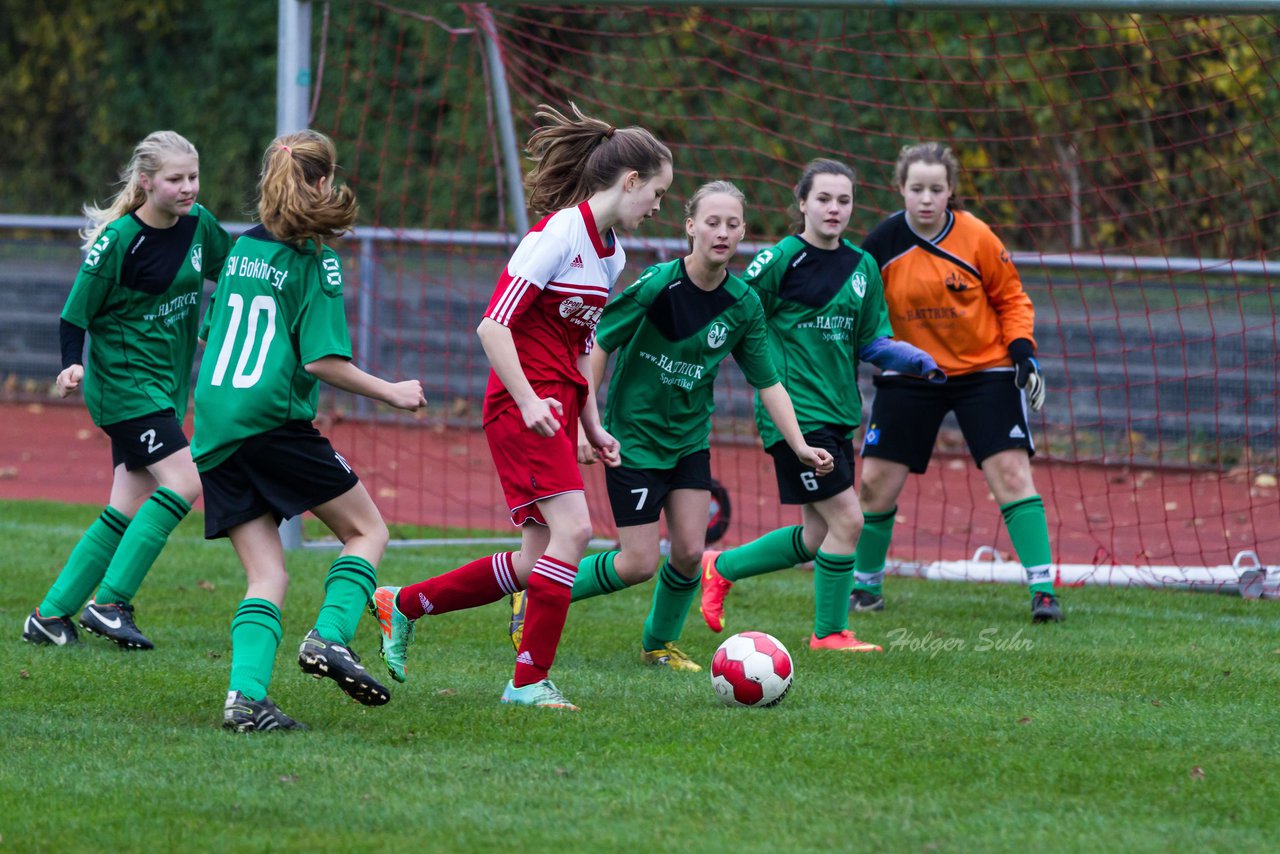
[280,144,292,154]
[604,126,616,140]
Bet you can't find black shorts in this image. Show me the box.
[101,410,189,471]
[767,425,855,505]
[604,449,712,528]
[200,421,360,539]
[861,371,1034,474]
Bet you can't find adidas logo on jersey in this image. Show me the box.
[1009,424,1026,439]
[569,254,584,269]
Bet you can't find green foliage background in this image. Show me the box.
[0,0,277,220]
[2,2,1277,256]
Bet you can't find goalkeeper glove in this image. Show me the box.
[1009,338,1045,412]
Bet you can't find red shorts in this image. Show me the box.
[484,386,583,527]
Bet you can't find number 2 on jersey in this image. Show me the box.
[210,293,277,388]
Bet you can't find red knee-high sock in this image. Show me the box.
[513,554,577,687]
[396,552,521,619]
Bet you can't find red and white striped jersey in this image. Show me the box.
[482,201,624,423]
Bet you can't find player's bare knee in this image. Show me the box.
[859,470,904,514]
[615,548,661,583]
[827,516,862,548]
[361,516,391,552]
[550,518,592,558]
[667,542,703,573]
[165,472,202,505]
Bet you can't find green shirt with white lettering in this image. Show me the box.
[743,235,893,449]
[596,258,778,470]
[192,226,352,471]
[61,204,230,425]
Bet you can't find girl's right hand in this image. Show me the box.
[56,365,84,398]
[521,396,563,437]
[797,444,835,476]
[386,379,427,411]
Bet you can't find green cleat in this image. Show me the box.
[370,586,415,683]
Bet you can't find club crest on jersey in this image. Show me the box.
[190,244,203,273]
[707,321,729,349]
[945,271,970,292]
[850,271,867,298]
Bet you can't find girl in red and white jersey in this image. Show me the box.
[373,104,673,710]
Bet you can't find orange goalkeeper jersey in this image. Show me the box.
[861,209,1035,377]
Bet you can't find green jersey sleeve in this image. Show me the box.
[854,254,894,350]
[195,204,232,283]
[60,225,126,330]
[298,251,353,365]
[741,242,792,317]
[595,263,661,353]
[729,286,779,389]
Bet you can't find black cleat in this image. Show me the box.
[849,589,886,612]
[1031,591,1064,623]
[22,608,80,646]
[79,601,154,649]
[297,629,390,706]
[222,690,308,732]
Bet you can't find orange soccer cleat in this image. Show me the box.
[699,550,732,633]
[808,630,883,652]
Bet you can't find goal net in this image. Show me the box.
[309,1,1279,592]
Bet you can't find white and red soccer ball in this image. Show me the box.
[710,631,793,707]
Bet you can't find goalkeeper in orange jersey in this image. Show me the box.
[854,142,1062,623]
[697,159,942,649]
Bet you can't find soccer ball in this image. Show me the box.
[710,631,793,707]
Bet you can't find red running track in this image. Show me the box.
[1,400,1274,568]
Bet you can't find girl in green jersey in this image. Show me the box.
[698,159,942,650]
[194,131,426,731]
[541,180,834,670]
[23,130,230,651]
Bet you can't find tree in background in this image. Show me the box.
[0,0,275,218]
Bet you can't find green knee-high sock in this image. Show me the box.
[40,506,131,617]
[642,559,701,651]
[1001,495,1054,596]
[572,550,629,602]
[853,507,896,595]
[814,550,856,638]
[313,555,377,644]
[716,525,813,582]
[229,598,283,701]
[95,488,191,605]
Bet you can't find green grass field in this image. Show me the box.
[3,499,1278,852]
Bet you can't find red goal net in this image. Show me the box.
[310,2,1279,585]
